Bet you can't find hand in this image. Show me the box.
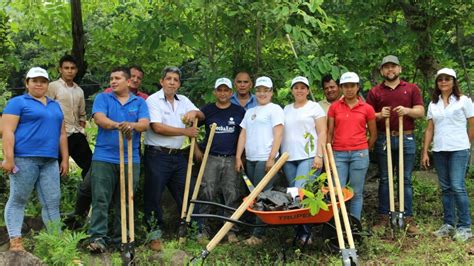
[235,158,244,172]
[393,106,410,116]
[265,158,275,172]
[1,159,15,175]
[421,152,430,169]
[183,127,199,138]
[182,111,197,124]
[381,106,391,118]
[118,122,133,139]
[79,121,86,128]
[194,146,203,162]
[312,157,323,169]
[59,160,69,177]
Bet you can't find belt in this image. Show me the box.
[380,130,413,136]
[210,153,234,158]
[145,145,182,154]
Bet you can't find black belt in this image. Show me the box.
[145,145,182,154]
[210,153,234,158]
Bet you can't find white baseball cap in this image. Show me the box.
[290,76,309,88]
[255,76,273,89]
[339,72,360,84]
[214,77,232,89]
[435,68,456,79]
[26,67,49,80]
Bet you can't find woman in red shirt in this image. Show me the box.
[327,72,377,221]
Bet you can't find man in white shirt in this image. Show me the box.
[143,66,204,251]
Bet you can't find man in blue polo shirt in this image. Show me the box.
[196,77,245,243]
[230,71,257,110]
[87,67,150,253]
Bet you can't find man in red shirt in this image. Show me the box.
[366,55,424,234]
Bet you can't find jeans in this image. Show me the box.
[433,149,471,228]
[334,149,369,220]
[5,157,61,238]
[283,158,321,188]
[143,147,187,232]
[88,161,140,243]
[375,134,416,216]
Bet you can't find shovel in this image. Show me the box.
[325,144,358,266]
[119,131,135,265]
[179,118,199,244]
[190,153,289,264]
[391,115,405,229]
[185,123,217,229]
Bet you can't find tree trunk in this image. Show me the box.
[71,0,86,83]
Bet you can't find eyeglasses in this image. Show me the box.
[437,77,453,82]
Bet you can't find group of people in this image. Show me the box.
[1,54,472,254]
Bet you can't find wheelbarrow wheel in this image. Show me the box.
[321,214,363,253]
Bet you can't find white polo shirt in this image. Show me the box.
[144,89,199,148]
[427,95,474,152]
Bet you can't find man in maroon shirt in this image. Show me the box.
[366,55,425,234]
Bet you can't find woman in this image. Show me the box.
[327,72,376,221]
[1,67,68,251]
[281,76,326,244]
[235,76,284,245]
[421,68,473,242]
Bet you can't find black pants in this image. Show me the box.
[68,133,93,178]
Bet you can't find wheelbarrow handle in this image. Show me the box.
[191,214,268,228]
[190,199,237,212]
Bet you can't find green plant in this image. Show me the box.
[297,172,329,215]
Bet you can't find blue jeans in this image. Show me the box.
[5,157,61,238]
[375,134,416,216]
[143,147,187,232]
[283,158,321,188]
[433,149,471,228]
[334,149,369,220]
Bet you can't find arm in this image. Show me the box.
[421,119,434,169]
[182,110,205,124]
[1,114,19,173]
[313,116,327,169]
[327,117,335,144]
[150,122,198,137]
[266,124,283,172]
[367,119,377,150]
[235,128,246,172]
[93,112,119,130]
[78,92,87,128]
[468,117,474,142]
[393,105,425,119]
[59,121,69,176]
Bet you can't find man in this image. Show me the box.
[366,55,424,234]
[231,71,257,110]
[318,74,341,113]
[143,66,204,251]
[196,77,245,243]
[87,67,150,252]
[104,65,148,100]
[47,55,93,228]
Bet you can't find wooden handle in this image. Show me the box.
[181,118,199,219]
[186,123,217,223]
[119,131,127,244]
[323,146,345,249]
[399,115,404,212]
[127,137,134,242]
[205,153,289,252]
[327,144,355,249]
[385,118,395,212]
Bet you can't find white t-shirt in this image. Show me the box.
[427,95,474,152]
[281,101,326,161]
[144,89,199,148]
[240,103,284,161]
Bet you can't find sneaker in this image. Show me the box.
[453,227,472,242]
[87,238,107,253]
[372,215,389,232]
[405,217,420,235]
[9,237,24,252]
[243,236,264,246]
[149,239,162,251]
[433,224,455,237]
[227,232,239,243]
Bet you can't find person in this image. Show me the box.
[421,68,473,242]
[47,55,93,227]
[196,77,245,243]
[231,71,257,110]
[1,67,68,251]
[235,76,284,245]
[87,67,150,253]
[143,66,204,251]
[281,76,327,244]
[328,72,377,221]
[318,74,341,113]
[366,55,424,234]
[104,65,148,100]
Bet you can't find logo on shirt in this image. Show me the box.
[228,117,235,126]
[216,125,235,134]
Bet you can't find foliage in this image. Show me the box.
[298,171,328,215]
